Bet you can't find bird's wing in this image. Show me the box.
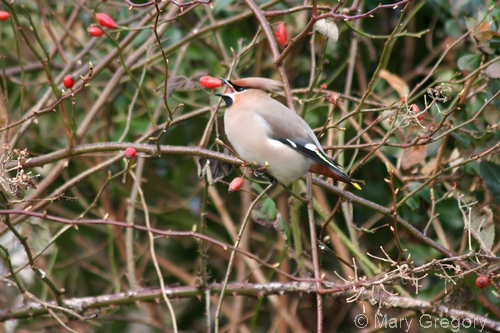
[273,137,341,168]
[250,94,339,165]
[249,93,353,183]
[249,93,318,143]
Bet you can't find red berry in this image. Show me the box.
[417,114,424,121]
[63,74,75,89]
[228,177,244,193]
[0,11,10,20]
[274,22,287,46]
[200,76,222,89]
[320,83,327,89]
[87,26,104,37]
[96,13,117,28]
[411,104,420,112]
[476,276,488,288]
[125,147,136,159]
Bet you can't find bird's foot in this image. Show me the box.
[253,163,277,184]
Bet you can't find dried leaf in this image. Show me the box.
[29,219,53,254]
[483,105,500,125]
[473,21,491,40]
[379,69,409,97]
[314,19,339,42]
[470,206,495,252]
[474,31,493,41]
[447,148,464,176]
[163,76,189,97]
[159,74,209,97]
[421,157,437,176]
[189,73,210,89]
[198,149,234,185]
[444,285,474,308]
[401,145,427,170]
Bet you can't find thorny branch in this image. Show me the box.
[1,0,499,330]
[0,208,498,330]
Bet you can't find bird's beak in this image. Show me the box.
[219,78,235,93]
[216,78,234,107]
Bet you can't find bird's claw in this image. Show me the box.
[253,164,277,184]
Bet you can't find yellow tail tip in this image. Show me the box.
[352,183,362,190]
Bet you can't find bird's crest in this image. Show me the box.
[230,77,283,92]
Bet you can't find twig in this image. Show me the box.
[2,280,499,331]
[306,173,323,332]
[214,183,273,332]
[128,170,178,333]
[124,0,212,9]
[242,0,295,111]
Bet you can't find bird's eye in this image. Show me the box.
[223,79,248,92]
[233,85,248,92]
[230,82,249,92]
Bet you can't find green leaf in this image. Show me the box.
[405,182,431,204]
[213,0,234,14]
[405,195,420,210]
[260,196,277,221]
[251,196,279,228]
[489,36,500,49]
[444,19,461,38]
[480,160,500,203]
[252,182,263,192]
[457,54,481,71]
[250,183,278,226]
[450,131,470,147]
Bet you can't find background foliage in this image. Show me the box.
[1,0,500,332]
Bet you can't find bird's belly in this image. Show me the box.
[224,112,311,183]
[232,140,311,184]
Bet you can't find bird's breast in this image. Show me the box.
[224,112,311,183]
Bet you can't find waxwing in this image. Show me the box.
[217,77,361,190]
